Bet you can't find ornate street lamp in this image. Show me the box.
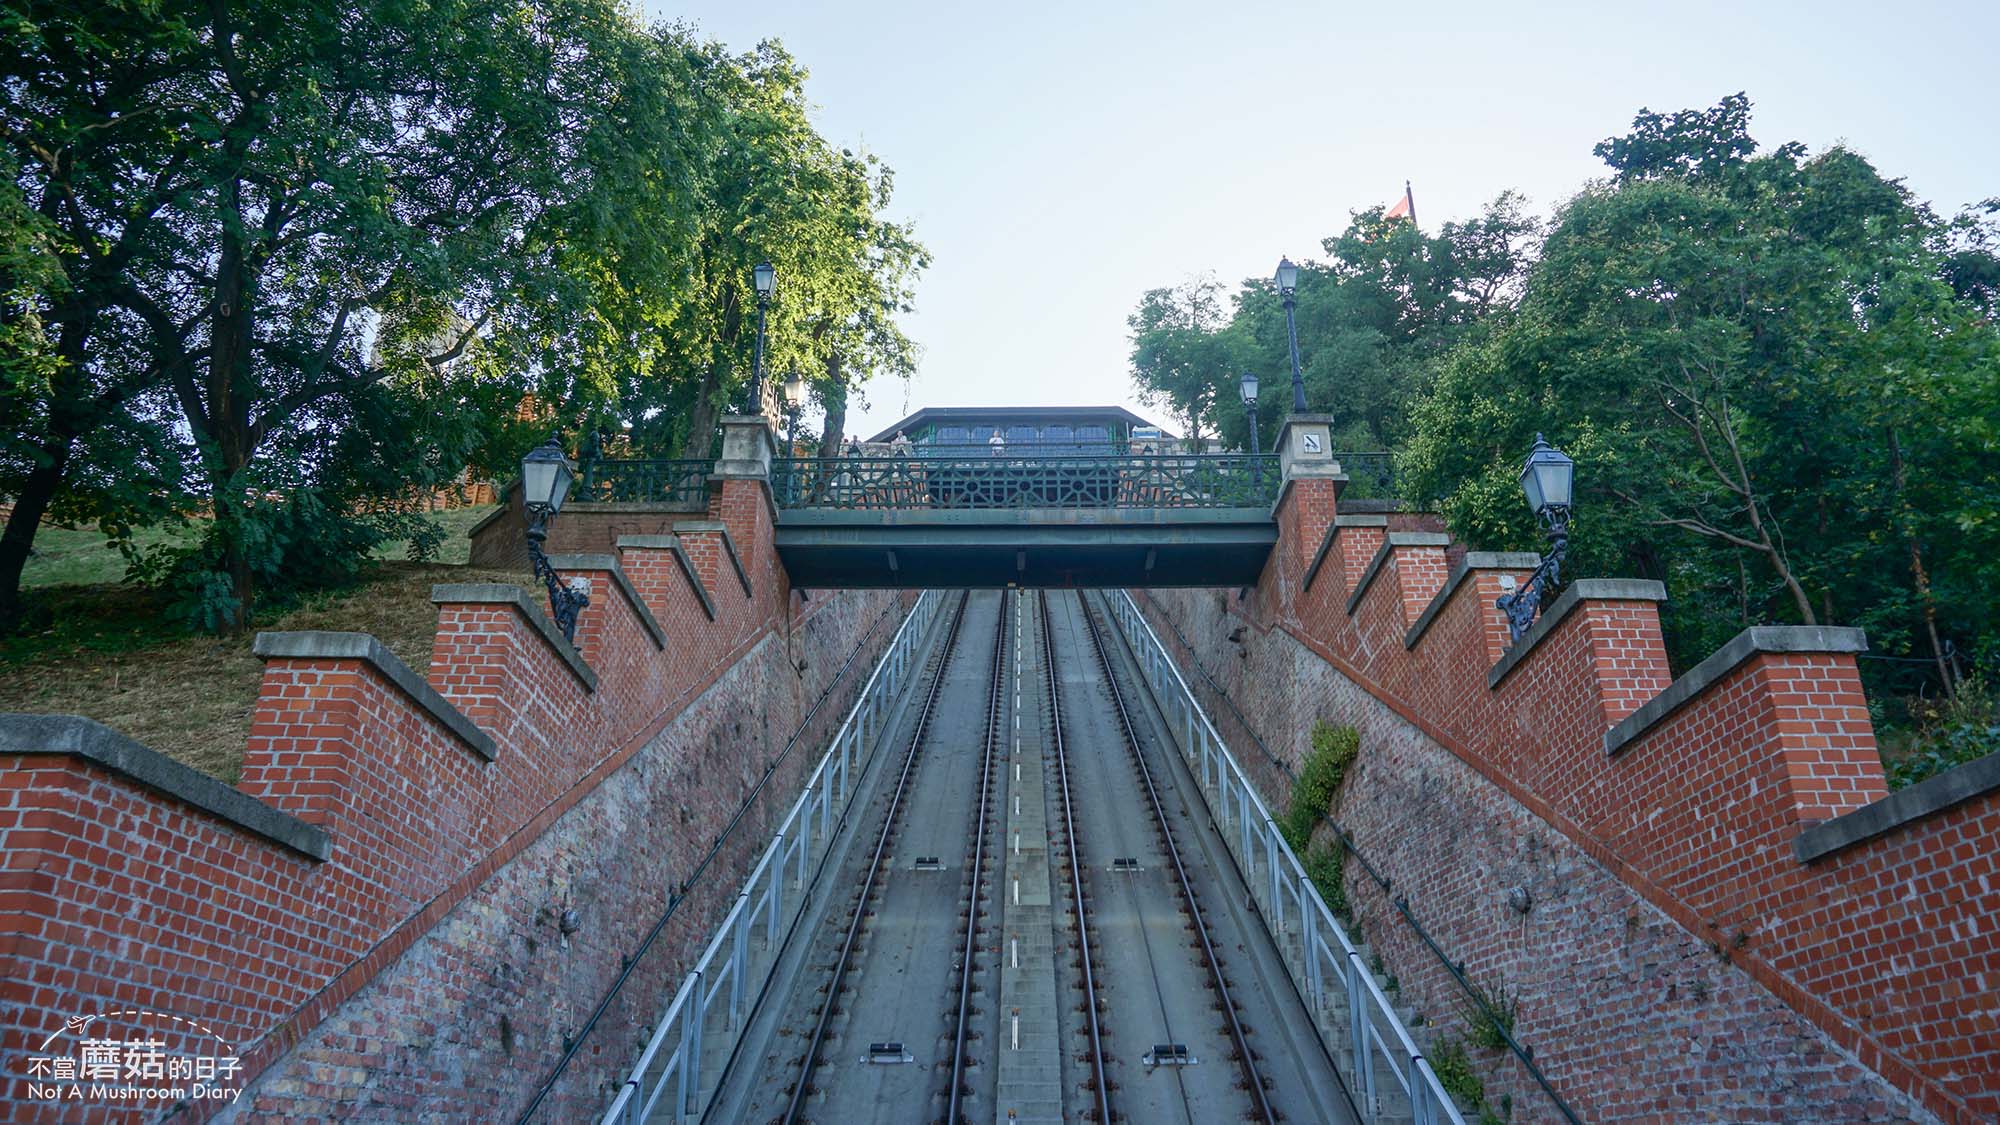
[749,260,777,413]
[520,433,588,644]
[1239,371,1262,486]
[1496,434,1576,643]
[1275,256,1305,413]
[783,370,807,455]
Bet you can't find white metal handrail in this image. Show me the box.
[1108,590,1464,1125]
[602,591,942,1124]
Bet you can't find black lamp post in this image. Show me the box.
[1275,256,1305,413]
[521,433,588,644]
[749,260,776,413]
[1496,434,1576,643]
[1239,371,1262,485]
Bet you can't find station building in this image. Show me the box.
[863,405,1174,455]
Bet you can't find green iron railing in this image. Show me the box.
[1331,451,1400,501]
[575,458,712,505]
[769,453,1280,510]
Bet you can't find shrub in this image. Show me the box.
[1281,721,1359,849]
[1884,675,1998,789]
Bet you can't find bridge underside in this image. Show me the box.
[775,508,1276,588]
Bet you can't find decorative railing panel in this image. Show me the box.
[770,454,1279,510]
[576,459,712,505]
[1331,451,1402,502]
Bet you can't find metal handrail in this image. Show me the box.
[1127,590,1581,1124]
[1105,590,1465,1125]
[769,453,1279,510]
[597,592,944,1125]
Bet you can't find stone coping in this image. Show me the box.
[1403,551,1543,650]
[1303,514,1388,594]
[1273,468,1348,519]
[254,630,502,759]
[1344,532,1450,616]
[1601,624,1866,756]
[0,713,333,861]
[616,535,716,621]
[545,554,667,650]
[673,520,754,598]
[1795,750,2000,863]
[429,584,600,693]
[1337,498,1425,515]
[1487,578,1669,690]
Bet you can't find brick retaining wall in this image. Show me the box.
[1135,470,1999,1123]
[0,473,910,1122]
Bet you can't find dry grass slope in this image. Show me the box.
[0,561,529,782]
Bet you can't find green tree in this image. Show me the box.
[1127,275,1233,450]
[0,3,923,629]
[1129,195,1536,457]
[1403,95,2000,679]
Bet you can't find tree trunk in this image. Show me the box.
[1888,428,1955,695]
[1,310,98,630]
[0,441,72,630]
[818,354,848,458]
[205,191,259,627]
[679,363,724,460]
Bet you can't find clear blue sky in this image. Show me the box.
[643,0,1999,441]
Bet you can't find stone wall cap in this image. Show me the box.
[1603,623,1866,756]
[0,713,332,861]
[545,555,668,651]
[1389,531,1450,547]
[1488,578,1669,690]
[1404,551,1546,651]
[615,534,682,550]
[1795,749,2000,863]
[1335,514,1390,528]
[429,584,599,693]
[255,630,501,759]
[564,500,708,514]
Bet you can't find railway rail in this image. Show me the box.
[1070,589,1278,1122]
[713,589,1359,1125]
[781,590,974,1122]
[1037,592,1113,1123]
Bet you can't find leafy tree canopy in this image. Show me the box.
[0,0,923,628]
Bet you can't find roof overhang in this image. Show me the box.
[864,405,1173,445]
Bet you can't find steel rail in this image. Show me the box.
[946,589,1009,1122]
[1076,591,1277,1124]
[782,591,971,1124]
[1037,592,1114,1124]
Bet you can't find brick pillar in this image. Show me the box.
[710,415,781,609]
[1337,520,1387,597]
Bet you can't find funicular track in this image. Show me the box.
[777,589,1009,1125]
[724,588,1353,1125]
[1040,589,1280,1123]
[1036,593,1114,1122]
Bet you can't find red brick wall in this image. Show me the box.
[1136,474,1997,1123]
[0,472,910,1121]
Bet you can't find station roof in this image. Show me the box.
[864,405,1171,444]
